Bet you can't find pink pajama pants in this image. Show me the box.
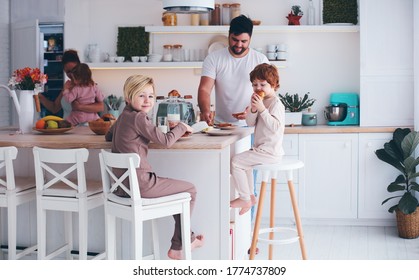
[231,150,281,201]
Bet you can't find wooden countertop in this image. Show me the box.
[0,126,254,150]
[0,125,406,149]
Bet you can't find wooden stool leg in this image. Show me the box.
[249,181,267,260]
[287,179,307,260]
[269,178,276,260]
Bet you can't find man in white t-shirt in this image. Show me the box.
[198,15,269,126]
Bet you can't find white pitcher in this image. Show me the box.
[0,84,35,134]
[87,44,101,63]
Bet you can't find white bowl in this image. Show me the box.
[116,56,125,63]
[131,56,140,62]
[139,56,147,62]
[147,54,162,62]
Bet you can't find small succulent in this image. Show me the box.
[291,5,304,16]
[278,92,315,112]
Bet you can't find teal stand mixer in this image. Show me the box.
[324,93,359,126]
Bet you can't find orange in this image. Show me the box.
[35,119,46,129]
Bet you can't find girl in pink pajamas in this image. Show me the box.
[105,75,204,259]
[230,63,285,215]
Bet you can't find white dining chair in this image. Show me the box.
[33,146,105,260]
[0,146,37,259]
[99,149,192,260]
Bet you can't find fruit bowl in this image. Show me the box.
[33,127,74,134]
[88,120,114,135]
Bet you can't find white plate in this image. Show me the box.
[208,35,228,54]
[208,42,227,54]
[206,130,233,136]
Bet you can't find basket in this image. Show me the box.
[88,120,114,135]
[396,208,419,239]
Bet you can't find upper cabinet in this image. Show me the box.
[360,0,414,127]
[11,0,64,23]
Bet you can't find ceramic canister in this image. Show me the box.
[302,112,317,126]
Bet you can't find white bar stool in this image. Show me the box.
[249,159,307,260]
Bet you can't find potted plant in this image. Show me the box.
[278,92,315,126]
[375,128,419,239]
[104,94,124,118]
[286,5,304,25]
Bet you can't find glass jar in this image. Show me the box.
[162,12,177,26]
[200,12,209,26]
[167,95,181,130]
[190,14,200,26]
[230,3,241,20]
[210,3,221,25]
[172,44,183,62]
[222,3,231,25]
[163,45,173,62]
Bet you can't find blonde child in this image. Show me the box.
[105,74,204,259]
[230,63,285,215]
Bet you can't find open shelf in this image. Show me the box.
[88,60,287,70]
[145,25,360,34]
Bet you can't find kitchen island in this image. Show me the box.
[0,126,254,260]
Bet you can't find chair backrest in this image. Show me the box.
[99,149,141,206]
[0,146,18,191]
[33,146,89,197]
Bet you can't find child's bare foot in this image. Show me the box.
[167,248,183,260]
[192,234,205,250]
[230,198,252,215]
[167,234,205,260]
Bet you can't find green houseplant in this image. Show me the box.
[117,26,149,60]
[278,92,315,112]
[278,92,315,126]
[375,128,419,238]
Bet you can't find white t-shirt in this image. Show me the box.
[201,47,269,124]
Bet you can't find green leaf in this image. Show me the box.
[398,193,419,214]
[382,195,402,205]
[375,149,405,173]
[410,182,419,192]
[402,131,419,158]
[388,204,398,213]
[387,182,406,193]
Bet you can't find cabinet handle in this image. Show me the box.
[367,142,372,147]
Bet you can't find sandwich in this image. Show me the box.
[256,90,265,100]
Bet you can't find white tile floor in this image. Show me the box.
[251,225,419,260]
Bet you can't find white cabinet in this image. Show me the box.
[360,0,414,126]
[11,0,64,23]
[298,134,358,219]
[358,133,397,221]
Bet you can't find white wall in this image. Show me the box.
[63,0,360,124]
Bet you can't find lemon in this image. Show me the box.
[46,120,58,129]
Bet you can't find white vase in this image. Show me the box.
[17,90,35,134]
[285,112,302,126]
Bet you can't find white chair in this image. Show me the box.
[99,149,192,260]
[249,159,307,260]
[0,146,37,259]
[33,146,105,260]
